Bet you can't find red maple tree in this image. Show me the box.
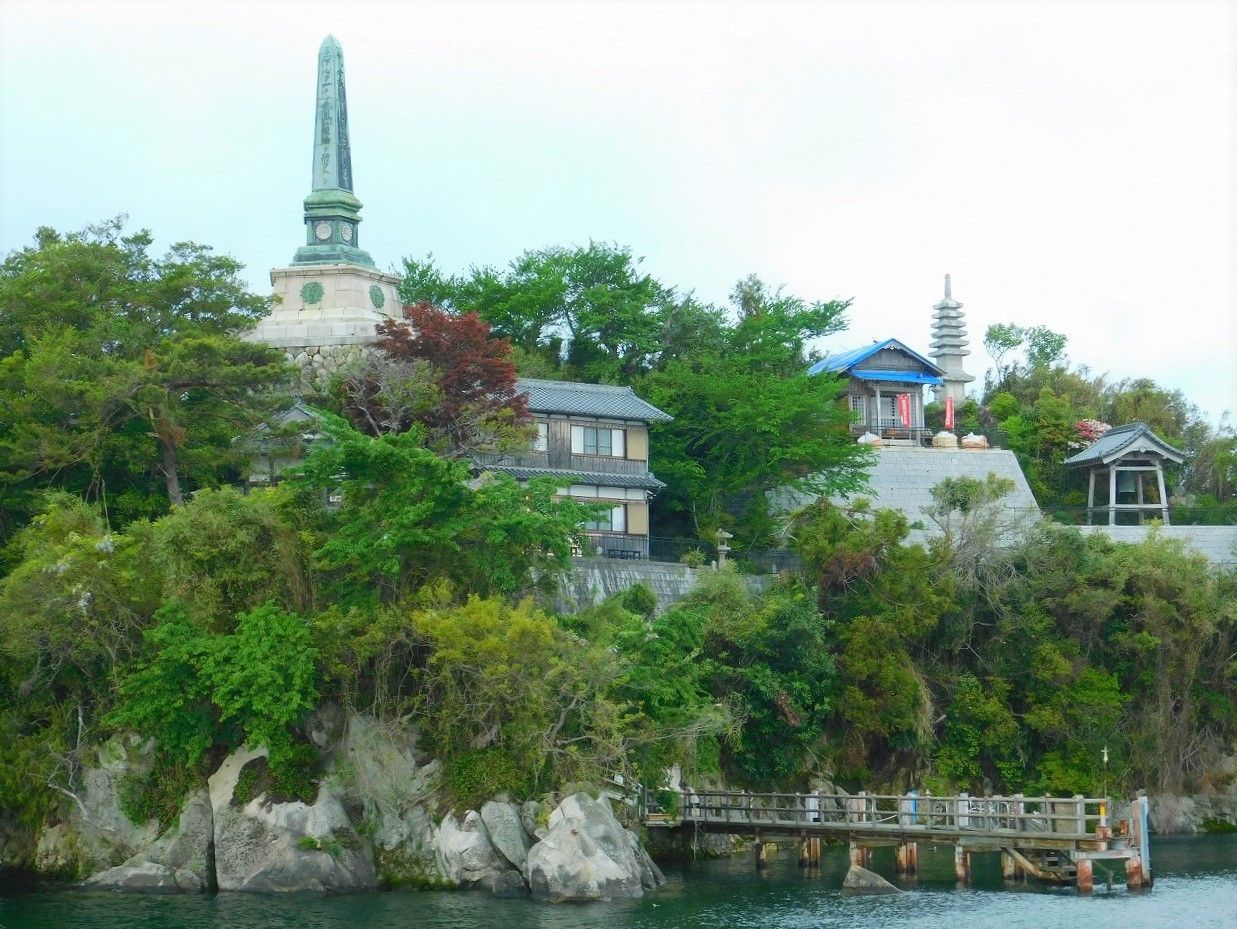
[340,302,530,457]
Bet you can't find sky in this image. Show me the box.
[2,0,1235,423]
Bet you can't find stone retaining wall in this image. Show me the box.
[557,559,770,615]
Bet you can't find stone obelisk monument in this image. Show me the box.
[929,274,974,405]
[248,35,401,387]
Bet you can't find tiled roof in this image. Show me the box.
[1062,422,1185,468]
[483,465,667,491]
[518,378,673,423]
[807,339,945,378]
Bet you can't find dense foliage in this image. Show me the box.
[1,221,1231,865]
[961,322,1236,522]
[400,250,871,543]
[0,219,292,544]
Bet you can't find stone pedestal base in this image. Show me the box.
[248,263,402,352]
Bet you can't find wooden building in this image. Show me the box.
[808,339,946,444]
[476,378,672,559]
[1063,422,1185,525]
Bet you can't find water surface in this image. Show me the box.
[2,835,1232,929]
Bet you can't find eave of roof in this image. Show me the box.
[849,369,944,386]
[481,465,667,491]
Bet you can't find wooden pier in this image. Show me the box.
[643,789,1153,892]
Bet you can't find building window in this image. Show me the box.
[532,421,548,452]
[571,425,625,457]
[849,395,865,415]
[568,484,644,502]
[585,504,627,533]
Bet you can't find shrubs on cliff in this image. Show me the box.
[0,447,1232,842]
[110,601,318,780]
[785,492,1235,796]
[285,415,591,602]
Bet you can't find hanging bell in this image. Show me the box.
[1116,471,1137,495]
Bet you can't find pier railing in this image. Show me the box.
[661,789,1111,839]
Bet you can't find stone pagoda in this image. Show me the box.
[928,274,974,406]
[247,35,401,387]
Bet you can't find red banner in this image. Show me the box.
[897,393,911,427]
[944,395,955,430]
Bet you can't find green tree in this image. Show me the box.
[0,494,160,705]
[790,499,953,780]
[1001,387,1080,507]
[286,415,592,602]
[936,675,1024,790]
[0,219,291,531]
[702,583,837,785]
[149,486,314,628]
[983,323,1023,389]
[400,243,670,381]
[641,278,870,540]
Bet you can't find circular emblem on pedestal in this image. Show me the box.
[369,284,386,309]
[301,281,325,304]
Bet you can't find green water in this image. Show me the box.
[2,836,1233,929]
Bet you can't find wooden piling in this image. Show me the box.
[1076,857,1093,893]
[849,842,869,868]
[1001,851,1017,880]
[756,841,768,870]
[798,839,810,868]
[954,846,971,883]
[896,842,918,876]
[810,837,821,865]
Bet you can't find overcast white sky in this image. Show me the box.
[2,0,1234,422]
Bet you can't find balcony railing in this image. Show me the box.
[850,423,935,445]
[575,535,801,572]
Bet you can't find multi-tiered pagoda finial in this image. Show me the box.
[292,35,375,268]
[929,274,974,405]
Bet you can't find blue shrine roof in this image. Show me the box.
[807,339,945,384]
[849,369,943,385]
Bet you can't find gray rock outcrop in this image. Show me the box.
[480,801,532,874]
[14,714,668,904]
[842,864,901,895]
[1150,793,1237,834]
[520,799,547,841]
[525,793,661,902]
[85,860,205,893]
[35,735,161,878]
[339,714,441,884]
[436,810,522,893]
[86,789,214,893]
[208,746,376,893]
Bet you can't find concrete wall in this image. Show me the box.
[775,445,1040,537]
[1077,525,1237,568]
[557,558,769,615]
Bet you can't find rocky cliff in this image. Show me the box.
[8,712,663,901]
